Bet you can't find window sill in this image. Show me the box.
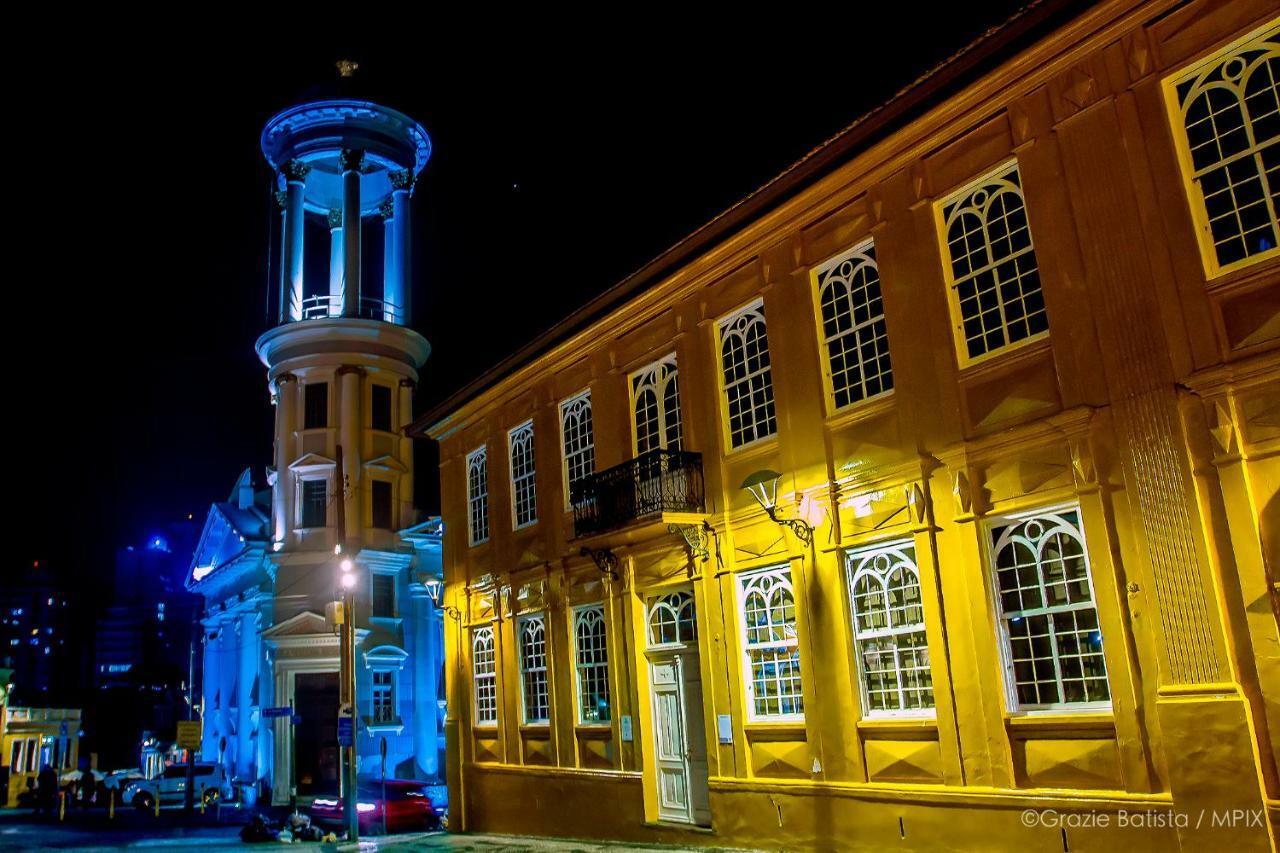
[955,331,1051,379]
[856,715,936,730]
[743,720,806,739]
[723,433,779,462]
[519,723,552,734]
[824,390,896,431]
[574,724,612,736]
[363,718,404,736]
[1004,710,1114,738]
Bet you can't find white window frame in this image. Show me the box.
[736,564,804,721]
[717,299,778,449]
[371,669,396,723]
[572,604,611,725]
[937,159,1048,366]
[518,614,550,724]
[1165,20,1280,277]
[508,420,537,529]
[296,471,331,530]
[466,446,489,546]
[845,540,934,717]
[559,390,596,509]
[813,238,894,411]
[629,354,682,455]
[986,504,1112,713]
[645,590,697,649]
[471,626,498,727]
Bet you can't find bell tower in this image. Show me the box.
[256,89,432,564]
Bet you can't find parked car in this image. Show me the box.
[309,780,441,834]
[123,764,224,809]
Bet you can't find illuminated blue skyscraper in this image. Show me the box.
[186,72,444,805]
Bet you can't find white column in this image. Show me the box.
[280,159,309,322]
[380,199,396,322]
[387,169,414,325]
[235,612,257,781]
[410,584,437,778]
[200,625,217,760]
[274,374,298,544]
[327,209,343,318]
[398,379,414,512]
[338,366,363,544]
[340,149,364,317]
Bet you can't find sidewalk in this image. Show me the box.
[345,831,759,852]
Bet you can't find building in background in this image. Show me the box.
[0,562,77,707]
[90,521,201,770]
[186,82,446,806]
[415,2,1279,851]
[3,707,81,807]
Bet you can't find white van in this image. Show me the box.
[123,764,224,809]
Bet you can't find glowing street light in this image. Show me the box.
[740,469,814,546]
[340,572,358,590]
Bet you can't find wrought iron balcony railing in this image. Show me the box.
[570,448,705,538]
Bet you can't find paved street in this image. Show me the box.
[0,809,755,852]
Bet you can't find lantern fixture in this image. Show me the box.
[740,469,814,546]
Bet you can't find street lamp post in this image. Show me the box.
[335,444,359,842]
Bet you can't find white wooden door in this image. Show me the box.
[650,656,692,823]
[680,655,711,825]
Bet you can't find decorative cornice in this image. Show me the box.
[281,159,311,183]
[327,208,343,229]
[336,364,367,378]
[388,169,414,192]
[339,149,366,173]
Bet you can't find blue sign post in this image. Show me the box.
[263,706,293,719]
[337,715,354,747]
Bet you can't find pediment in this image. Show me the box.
[262,610,329,639]
[288,453,336,472]
[363,454,408,474]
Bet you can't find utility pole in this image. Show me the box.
[184,625,197,812]
[335,444,358,842]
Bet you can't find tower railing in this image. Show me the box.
[292,296,402,324]
[570,449,705,538]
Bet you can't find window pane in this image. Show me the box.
[574,606,611,723]
[719,303,777,448]
[371,384,392,432]
[737,566,803,719]
[304,382,328,430]
[472,627,497,725]
[301,479,327,528]
[846,542,934,714]
[371,573,395,618]
[1174,25,1280,270]
[560,393,596,504]
[816,241,894,408]
[467,448,489,544]
[509,422,537,527]
[989,508,1111,710]
[371,480,393,530]
[941,163,1047,359]
[519,616,549,723]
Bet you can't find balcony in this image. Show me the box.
[570,449,705,539]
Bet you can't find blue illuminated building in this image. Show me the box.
[186,78,444,805]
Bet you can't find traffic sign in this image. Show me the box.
[176,720,203,750]
[337,715,354,747]
[263,706,293,718]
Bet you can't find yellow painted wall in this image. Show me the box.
[426,1,1280,849]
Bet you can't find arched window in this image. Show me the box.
[646,591,697,647]
[631,355,682,454]
[508,421,537,528]
[941,161,1047,361]
[573,606,611,724]
[988,507,1110,709]
[846,541,933,714]
[718,301,777,448]
[816,240,893,408]
[518,615,549,723]
[471,626,497,726]
[737,566,803,719]
[466,447,489,545]
[1172,22,1279,272]
[559,392,595,506]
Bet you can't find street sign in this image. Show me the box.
[263,706,293,718]
[337,715,354,747]
[176,720,203,750]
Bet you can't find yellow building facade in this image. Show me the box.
[416,1,1280,849]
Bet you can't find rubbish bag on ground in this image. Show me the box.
[239,814,279,843]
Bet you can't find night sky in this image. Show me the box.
[16,7,1042,592]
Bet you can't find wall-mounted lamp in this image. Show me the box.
[424,577,461,620]
[741,469,813,546]
[580,546,619,580]
[668,520,715,563]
